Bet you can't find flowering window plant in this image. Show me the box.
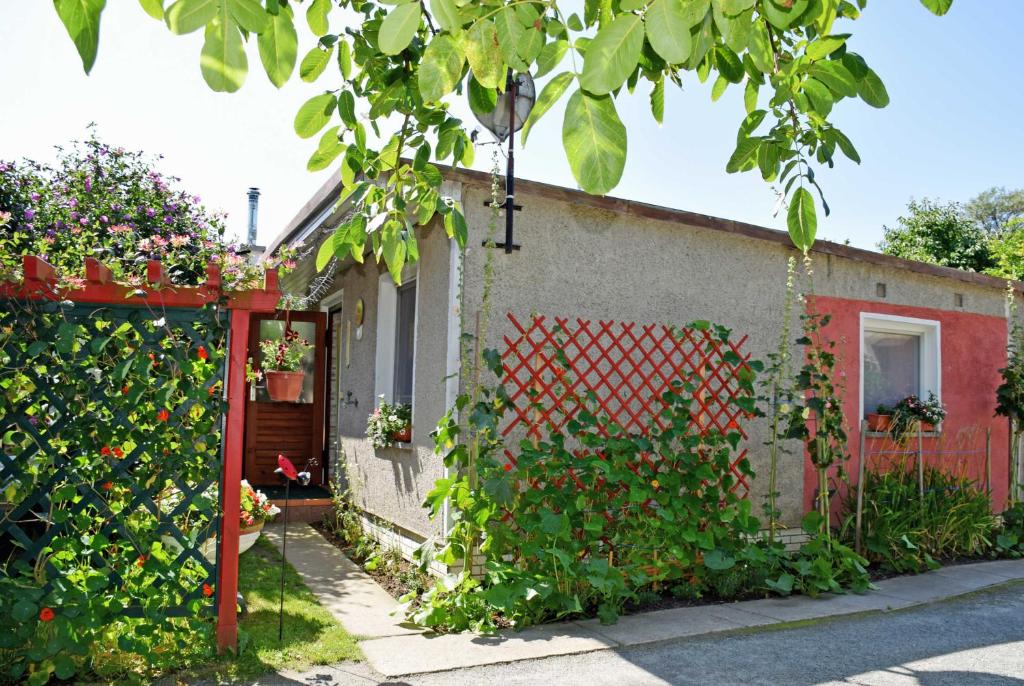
[883,392,946,438]
[240,479,280,529]
[258,328,312,372]
[366,396,412,449]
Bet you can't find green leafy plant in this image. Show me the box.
[366,397,412,449]
[48,1,957,279]
[997,282,1024,506]
[240,480,281,528]
[887,392,946,441]
[257,329,312,372]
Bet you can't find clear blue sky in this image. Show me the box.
[1,2,1021,250]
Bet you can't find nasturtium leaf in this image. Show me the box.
[463,21,504,88]
[165,0,216,34]
[580,14,644,95]
[299,44,333,82]
[645,0,692,65]
[494,7,527,70]
[703,549,736,570]
[534,39,568,78]
[562,89,627,195]
[419,34,465,102]
[226,0,268,32]
[919,0,953,16]
[378,1,420,55]
[257,4,297,87]
[522,71,573,143]
[54,0,106,73]
[306,0,329,34]
[138,0,164,20]
[787,186,817,253]
[200,14,248,92]
[294,92,337,138]
[857,68,890,108]
[806,33,848,61]
[650,76,665,124]
[430,0,461,32]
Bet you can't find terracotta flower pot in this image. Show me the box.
[265,370,304,402]
[390,425,412,443]
[866,414,892,432]
[919,421,936,433]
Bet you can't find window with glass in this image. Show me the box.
[392,281,416,406]
[860,314,940,418]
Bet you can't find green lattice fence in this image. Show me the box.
[0,296,228,665]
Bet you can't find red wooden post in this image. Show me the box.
[85,257,113,285]
[147,260,169,288]
[216,307,251,653]
[22,255,56,283]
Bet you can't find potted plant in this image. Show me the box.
[238,479,281,553]
[867,404,894,432]
[890,392,946,438]
[366,396,412,448]
[256,328,313,402]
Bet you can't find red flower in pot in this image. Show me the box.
[253,329,313,403]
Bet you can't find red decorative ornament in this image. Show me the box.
[277,454,298,481]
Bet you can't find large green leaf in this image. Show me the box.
[646,0,692,65]
[138,0,164,20]
[257,5,297,87]
[522,71,573,143]
[857,68,890,108]
[787,186,817,253]
[419,34,465,102]
[430,0,461,31]
[562,89,627,195]
[306,0,329,34]
[165,0,216,34]
[494,6,527,70]
[463,20,504,89]
[200,13,247,92]
[580,14,644,95]
[379,1,421,55]
[534,39,568,78]
[226,0,267,32]
[54,0,106,73]
[299,44,333,82]
[294,92,337,138]
[919,0,953,16]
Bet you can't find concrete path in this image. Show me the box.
[267,524,1024,679]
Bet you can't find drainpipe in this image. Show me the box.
[246,187,260,246]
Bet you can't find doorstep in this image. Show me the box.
[267,523,1024,679]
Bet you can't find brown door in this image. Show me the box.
[244,311,327,486]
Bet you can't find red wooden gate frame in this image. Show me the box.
[2,255,280,654]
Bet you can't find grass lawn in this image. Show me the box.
[190,535,362,682]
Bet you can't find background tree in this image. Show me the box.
[879,198,993,273]
[50,0,955,279]
[966,186,1024,236]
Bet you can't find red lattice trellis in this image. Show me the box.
[500,313,755,495]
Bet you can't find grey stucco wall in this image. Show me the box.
[301,221,452,540]
[457,181,1013,527]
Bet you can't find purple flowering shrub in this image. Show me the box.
[0,132,292,289]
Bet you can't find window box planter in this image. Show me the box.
[265,370,304,403]
[390,424,412,443]
[866,413,892,432]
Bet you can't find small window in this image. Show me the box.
[392,281,416,406]
[860,314,940,418]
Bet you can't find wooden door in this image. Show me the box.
[244,311,327,486]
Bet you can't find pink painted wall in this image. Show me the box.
[804,296,1011,515]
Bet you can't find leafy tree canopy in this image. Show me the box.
[965,186,1024,236]
[51,0,954,280]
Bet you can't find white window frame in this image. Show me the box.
[859,312,941,421]
[374,266,419,412]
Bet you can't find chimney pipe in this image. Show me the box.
[246,187,260,245]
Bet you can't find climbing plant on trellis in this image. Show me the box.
[500,313,758,496]
[0,295,227,680]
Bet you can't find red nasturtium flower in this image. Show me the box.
[100,446,112,456]
[39,608,55,622]
[113,446,124,458]
[156,408,170,422]
[202,583,213,597]
[136,555,147,567]
[727,419,740,430]
[503,463,512,472]
[122,384,130,395]
[102,481,113,491]
[196,345,208,360]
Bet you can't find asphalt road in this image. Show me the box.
[264,582,1024,686]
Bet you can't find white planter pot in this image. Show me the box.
[161,522,263,561]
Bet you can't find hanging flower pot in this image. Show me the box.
[265,370,304,402]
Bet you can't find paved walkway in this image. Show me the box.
[265,523,1024,679]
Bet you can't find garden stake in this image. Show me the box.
[917,422,925,504]
[985,427,992,497]
[274,454,299,642]
[855,420,867,555]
